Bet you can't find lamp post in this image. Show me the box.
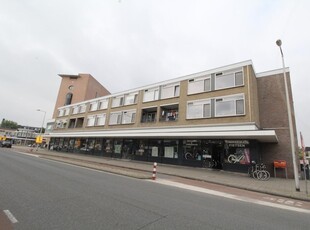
[276,39,300,191]
[36,109,46,150]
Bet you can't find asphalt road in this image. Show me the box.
[0,149,309,230]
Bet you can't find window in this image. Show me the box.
[96,114,106,126]
[143,87,159,102]
[79,104,86,113]
[86,116,95,127]
[122,110,136,124]
[98,99,108,110]
[109,112,122,125]
[187,99,211,119]
[72,106,79,114]
[235,72,243,86]
[124,93,138,105]
[112,96,124,107]
[89,102,98,111]
[64,108,70,116]
[215,94,245,117]
[58,109,64,117]
[188,76,211,94]
[65,93,73,105]
[161,83,180,99]
[215,70,244,90]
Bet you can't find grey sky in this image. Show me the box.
[0,0,309,145]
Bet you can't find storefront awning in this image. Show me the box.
[47,125,278,143]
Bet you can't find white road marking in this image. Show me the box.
[154,179,310,214]
[3,210,18,224]
[15,151,39,157]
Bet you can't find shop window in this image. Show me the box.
[135,140,148,156]
[163,140,178,158]
[103,139,113,154]
[224,140,250,165]
[113,139,122,157]
[148,140,162,157]
[74,138,82,151]
[183,140,202,160]
[94,139,102,151]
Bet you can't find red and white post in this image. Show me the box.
[152,162,157,180]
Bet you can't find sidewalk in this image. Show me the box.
[13,146,310,202]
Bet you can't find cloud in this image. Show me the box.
[0,0,309,144]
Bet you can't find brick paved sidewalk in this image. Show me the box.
[13,146,310,201]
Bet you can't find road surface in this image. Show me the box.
[0,149,309,229]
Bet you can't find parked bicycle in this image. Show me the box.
[202,158,218,168]
[248,161,270,180]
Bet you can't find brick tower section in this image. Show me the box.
[52,74,111,119]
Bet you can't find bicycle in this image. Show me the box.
[228,153,245,163]
[185,152,199,160]
[202,158,218,168]
[248,162,270,180]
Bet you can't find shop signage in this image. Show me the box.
[225,140,249,147]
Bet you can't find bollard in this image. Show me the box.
[152,162,157,180]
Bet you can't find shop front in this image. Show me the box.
[49,137,261,174]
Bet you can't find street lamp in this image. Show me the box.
[276,39,300,192]
[36,109,46,150]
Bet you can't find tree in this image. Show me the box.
[0,119,18,129]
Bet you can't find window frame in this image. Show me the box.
[215,70,244,90]
[215,94,245,117]
[143,87,160,102]
[96,114,106,126]
[122,110,136,124]
[124,92,138,106]
[187,99,211,119]
[188,76,211,95]
[98,99,109,110]
[112,96,124,108]
[161,82,180,99]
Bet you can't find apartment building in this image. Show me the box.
[46,60,299,178]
